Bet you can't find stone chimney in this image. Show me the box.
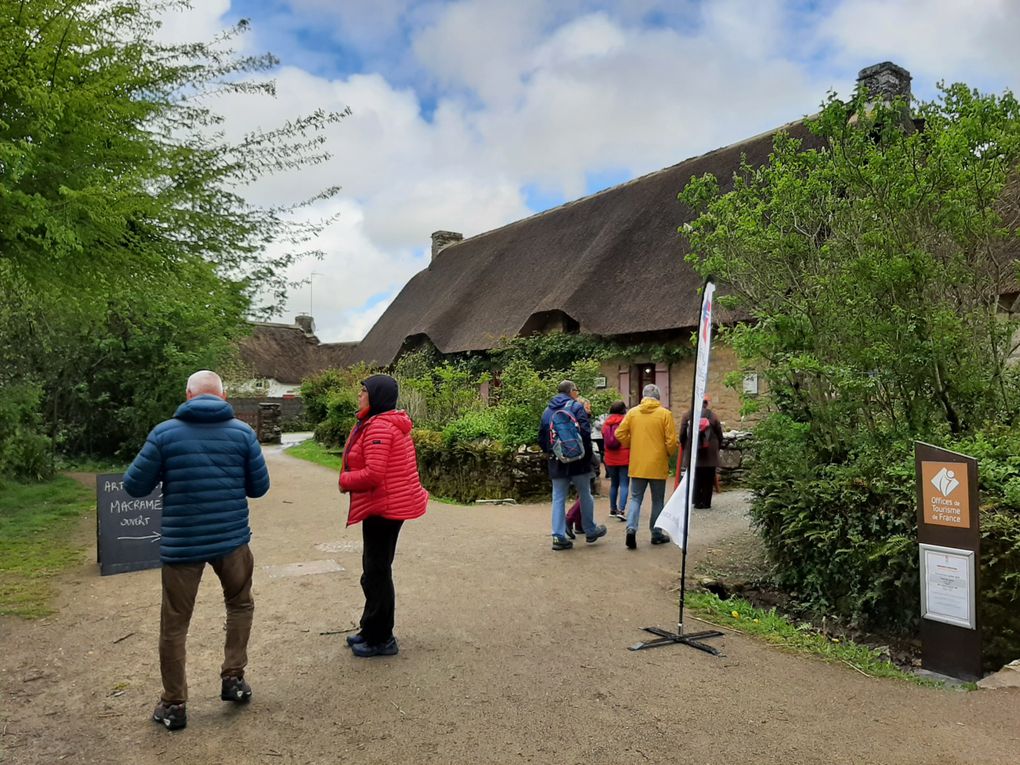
[431,230,463,261]
[857,61,912,108]
[294,314,315,336]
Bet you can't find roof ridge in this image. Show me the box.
[250,320,304,330]
[439,115,812,254]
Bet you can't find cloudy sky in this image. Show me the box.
[159,0,1020,342]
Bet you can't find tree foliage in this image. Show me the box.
[681,82,1020,660]
[682,83,1020,449]
[0,1,349,461]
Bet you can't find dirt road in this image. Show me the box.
[1,447,1016,764]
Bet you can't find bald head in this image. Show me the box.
[186,370,225,400]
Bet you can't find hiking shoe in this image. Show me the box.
[152,701,187,730]
[552,536,573,551]
[651,532,671,545]
[564,526,575,540]
[220,676,252,703]
[351,637,399,657]
[345,633,366,647]
[625,529,637,550]
[585,524,607,543]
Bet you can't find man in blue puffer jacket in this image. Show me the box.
[124,370,270,731]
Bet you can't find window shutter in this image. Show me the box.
[618,368,631,407]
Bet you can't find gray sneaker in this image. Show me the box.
[221,675,252,703]
[152,701,187,730]
[585,524,608,543]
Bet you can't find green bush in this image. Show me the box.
[301,365,374,448]
[394,353,485,431]
[441,408,507,446]
[315,353,619,454]
[749,417,1020,669]
[0,384,53,481]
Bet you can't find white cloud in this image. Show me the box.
[150,0,1020,343]
[269,199,426,342]
[152,0,231,44]
[819,0,1020,94]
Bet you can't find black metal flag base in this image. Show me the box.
[629,625,724,654]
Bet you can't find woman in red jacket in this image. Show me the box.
[339,374,428,657]
[601,400,631,521]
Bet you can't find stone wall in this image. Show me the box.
[717,431,753,486]
[413,432,550,503]
[413,428,753,502]
[231,397,306,430]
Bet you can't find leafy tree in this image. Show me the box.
[0,1,349,458]
[682,83,1020,451]
[680,82,1020,647]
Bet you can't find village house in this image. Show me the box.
[345,65,920,427]
[233,314,355,398]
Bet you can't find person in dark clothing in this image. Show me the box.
[339,374,428,657]
[124,370,270,732]
[538,380,607,551]
[678,395,725,509]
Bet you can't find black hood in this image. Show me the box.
[363,374,399,418]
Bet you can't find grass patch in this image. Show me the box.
[55,456,128,474]
[286,439,343,471]
[686,591,948,688]
[0,476,94,618]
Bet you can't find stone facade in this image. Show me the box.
[597,340,760,431]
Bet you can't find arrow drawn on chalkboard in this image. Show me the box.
[116,532,162,543]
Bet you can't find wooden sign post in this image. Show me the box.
[914,443,981,680]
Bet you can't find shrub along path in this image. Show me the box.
[1,447,1017,764]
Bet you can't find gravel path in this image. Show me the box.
[1,447,1016,764]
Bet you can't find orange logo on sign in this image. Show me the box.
[920,461,970,529]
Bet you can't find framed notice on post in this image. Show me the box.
[919,543,976,630]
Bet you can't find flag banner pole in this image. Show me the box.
[630,277,724,654]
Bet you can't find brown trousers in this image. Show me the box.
[159,543,254,704]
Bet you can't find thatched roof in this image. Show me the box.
[349,120,821,367]
[238,321,356,384]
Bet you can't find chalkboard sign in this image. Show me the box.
[96,473,163,576]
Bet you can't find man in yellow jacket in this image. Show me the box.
[615,384,678,549]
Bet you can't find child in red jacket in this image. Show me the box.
[339,374,428,657]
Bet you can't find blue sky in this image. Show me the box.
[158,1,1020,341]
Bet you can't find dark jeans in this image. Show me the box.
[360,516,404,644]
[159,543,254,704]
[694,466,716,508]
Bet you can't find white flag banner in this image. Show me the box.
[656,280,716,550]
[656,470,690,544]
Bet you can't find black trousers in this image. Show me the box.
[360,516,404,644]
[693,466,716,508]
